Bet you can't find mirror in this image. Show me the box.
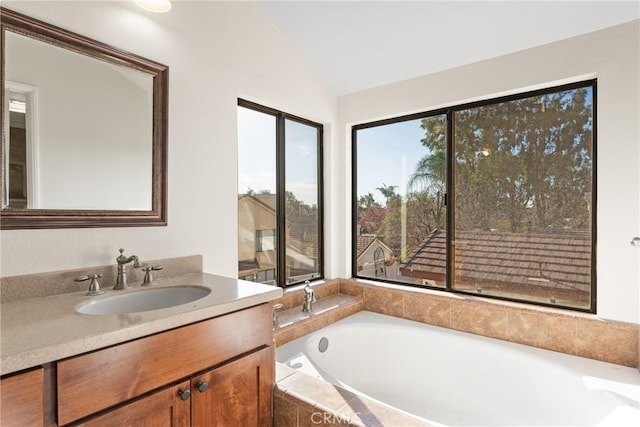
[1,8,168,229]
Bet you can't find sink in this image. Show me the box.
[76,286,211,315]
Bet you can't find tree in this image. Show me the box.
[376,183,400,204]
[418,87,593,233]
[358,192,376,210]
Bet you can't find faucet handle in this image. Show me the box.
[141,265,164,286]
[272,303,284,326]
[74,274,105,296]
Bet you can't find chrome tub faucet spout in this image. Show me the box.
[114,248,142,290]
[302,280,316,313]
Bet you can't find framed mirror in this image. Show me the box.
[1,8,168,229]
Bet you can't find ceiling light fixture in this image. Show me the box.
[134,0,172,13]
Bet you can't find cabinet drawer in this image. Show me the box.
[57,303,271,425]
[1,367,44,427]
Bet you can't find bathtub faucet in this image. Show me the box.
[302,280,316,313]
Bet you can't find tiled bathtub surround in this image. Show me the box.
[339,278,639,368]
[0,255,203,302]
[272,280,363,347]
[274,363,432,427]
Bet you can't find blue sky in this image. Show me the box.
[238,106,319,205]
[356,118,432,204]
[238,107,431,206]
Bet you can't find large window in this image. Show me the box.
[353,81,595,311]
[238,100,323,286]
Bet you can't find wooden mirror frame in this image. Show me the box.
[0,8,168,229]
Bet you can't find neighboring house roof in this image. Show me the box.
[238,193,276,213]
[400,228,591,292]
[289,217,319,259]
[254,193,276,211]
[356,235,377,258]
[356,234,393,260]
[286,245,316,268]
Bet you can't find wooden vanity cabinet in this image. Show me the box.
[75,381,191,427]
[191,346,273,427]
[76,346,273,427]
[57,303,274,426]
[0,367,45,427]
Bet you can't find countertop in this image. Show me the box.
[0,273,282,375]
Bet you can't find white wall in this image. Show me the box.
[0,1,338,278]
[338,21,640,324]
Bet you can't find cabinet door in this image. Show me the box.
[0,367,44,427]
[191,347,273,427]
[76,381,190,427]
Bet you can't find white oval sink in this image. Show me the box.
[76,286,211,315]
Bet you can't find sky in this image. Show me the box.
[356,118,432,204]
[237,106,319,205]
[238,106,431,206]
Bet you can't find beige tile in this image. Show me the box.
[576,317,639,367]
[363,287,403,317]
[298,408,356,427]
[450,299,508,340]
[276,362,298,383]
[334,300,363,322]
[507,308,577,355]
[279,291,304,311]
[278,372,359,412]
[315,280,340,300]
[337,396,433,427]
[403,293,451,328]
[275,327,297,347]
[274,393,299,427]
[339,279,364,297]
[294,312,337,339]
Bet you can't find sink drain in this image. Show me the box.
[318,337,329,353]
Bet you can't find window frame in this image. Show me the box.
[351,80,597,313]
[238,99,324,288]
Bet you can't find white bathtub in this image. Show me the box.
[276,311,640,427]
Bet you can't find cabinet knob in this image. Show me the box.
[196,381,209,393]
[178,389,191,401]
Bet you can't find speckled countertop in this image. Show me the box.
[1,273,282,376]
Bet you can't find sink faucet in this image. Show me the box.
[114,248,142,290]
[302,280,316,313]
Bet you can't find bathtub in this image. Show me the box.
[276,311,640,426]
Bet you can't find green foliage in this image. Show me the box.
[420,87,593,233]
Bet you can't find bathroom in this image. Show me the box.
[1,1,639,426]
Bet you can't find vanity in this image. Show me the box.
[1,270,282,426]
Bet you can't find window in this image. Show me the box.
[238,100,323,286]
[256,269,276,283]
[353,81,595,311]
[256,229,275,252]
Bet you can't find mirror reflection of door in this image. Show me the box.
[9,98,27,208]
[4,82,38,209]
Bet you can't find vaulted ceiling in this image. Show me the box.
[257,1,640,95]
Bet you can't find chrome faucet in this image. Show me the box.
[302,280,316,313]
[114,248,142,290]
